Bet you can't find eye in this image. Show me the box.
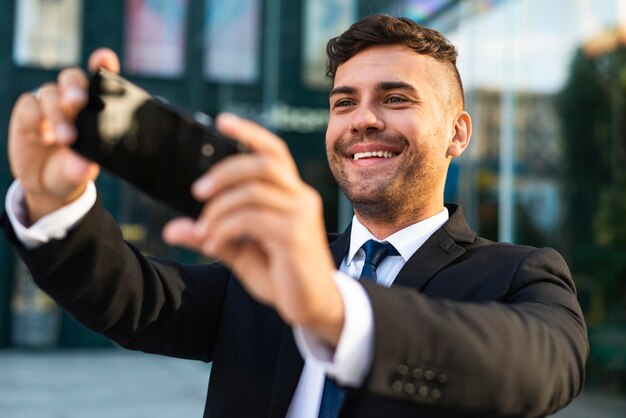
[334,99,354,107]
[385,96,406,104]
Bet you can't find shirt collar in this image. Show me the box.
[346,207,450,266]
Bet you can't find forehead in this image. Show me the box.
[334,44,446,95]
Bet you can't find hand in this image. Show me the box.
[163,114,345,347]
[7,49,119,224]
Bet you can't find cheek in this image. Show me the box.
[324,130,332,150]
[325,120,341,152]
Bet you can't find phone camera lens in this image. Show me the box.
[201,144,215,157]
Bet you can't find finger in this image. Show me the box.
[216,113,295,165]
[11,93,44,141]
[58,67,89,116]
[43,149,100,197]
[195,181,294,236]
[192,153,299,200]
[202,208,282,258]
[88,48,121,74]
[162,217,204,251]
[216,238,271,303]
[38,84,76,145]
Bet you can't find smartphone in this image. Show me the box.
[73,68,247,218]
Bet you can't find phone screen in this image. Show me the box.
[73,69,246,218]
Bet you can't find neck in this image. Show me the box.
[355,201,445,240]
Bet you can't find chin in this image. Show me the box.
[343,186,394,208]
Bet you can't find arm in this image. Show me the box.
[4,48,232,360]
[163,114,345,346]
[361,247,587,417]
[6,46,345,353]
[7,50,120,224]
[3,198,230,361]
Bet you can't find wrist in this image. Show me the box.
[303,276,345,349]
[24,186,87,225]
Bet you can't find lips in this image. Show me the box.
[336,134,407,165]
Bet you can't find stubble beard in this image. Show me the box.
[328,133,440,226]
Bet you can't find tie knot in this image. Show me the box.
[362,240,399,269]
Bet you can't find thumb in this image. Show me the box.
[88,48,121,74]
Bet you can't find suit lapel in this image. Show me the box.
[394,204,476,290]
[267,227,352,418]
[329,225,352,268]
[267,328,304,418]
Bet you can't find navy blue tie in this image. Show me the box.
[358,240,400,283]
[318,240,399,418]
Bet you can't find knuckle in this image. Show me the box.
[254,156,274,176]
[13,96,40,127]
[244,183,263,200]
[38,86,60,106]
[58,66,83,80]
[15,93,36,109]
[255,155,269,170]
[304,187,322,209]
[39,82,58,93]
[275,139,290,155]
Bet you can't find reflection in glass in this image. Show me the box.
[124,0,188,77]
[13,0,82,69]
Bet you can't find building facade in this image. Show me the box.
[1,0,625,391]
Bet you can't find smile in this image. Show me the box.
[352,151,398,160]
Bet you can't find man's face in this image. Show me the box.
[326,44,459,224]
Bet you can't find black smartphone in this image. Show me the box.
[73,68,247,218]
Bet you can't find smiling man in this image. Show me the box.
[326,42,470,237]
[3,14,586,418]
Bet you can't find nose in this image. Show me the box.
[349,104,384,134]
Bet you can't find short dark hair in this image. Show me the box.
[326,14,464,108]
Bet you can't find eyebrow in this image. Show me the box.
[329,86,356,98]
[377,81,417,93]
[329,81,418,98]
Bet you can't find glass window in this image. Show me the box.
[13,0,82,69]
[124,0,188,78]
[431,0,626,391]
[204,0,261,83]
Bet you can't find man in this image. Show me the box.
[3,14,587,418]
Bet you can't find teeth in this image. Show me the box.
[353,151,396,160]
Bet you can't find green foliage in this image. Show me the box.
[556,46,626,315]
[558,45,626,392]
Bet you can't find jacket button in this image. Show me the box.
[392,380,404,392]
[438,374,448,384]
[418,385,430,397]
[412,368,423,379]
[403,383,416,395]
[397,364,409,376]
[431,389,442,400]
[424,370,436,381]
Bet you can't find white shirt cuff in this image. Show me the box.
[5,180,97,249]
[293,270,374,387]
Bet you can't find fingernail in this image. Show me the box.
[217,112,239,127]
[192,176,214,197]
[64,87,87,104]
[55,123,75,144]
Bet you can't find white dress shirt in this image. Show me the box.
[289,208,448,417]
[5,180,449,418]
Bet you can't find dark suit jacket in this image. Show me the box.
[3,202,588,418]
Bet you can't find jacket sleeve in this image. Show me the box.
[360,247,588,418]
[2,200,231,362]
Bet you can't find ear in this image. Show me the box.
[447,111,472,158]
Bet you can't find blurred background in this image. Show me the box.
[1,0,625,416]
